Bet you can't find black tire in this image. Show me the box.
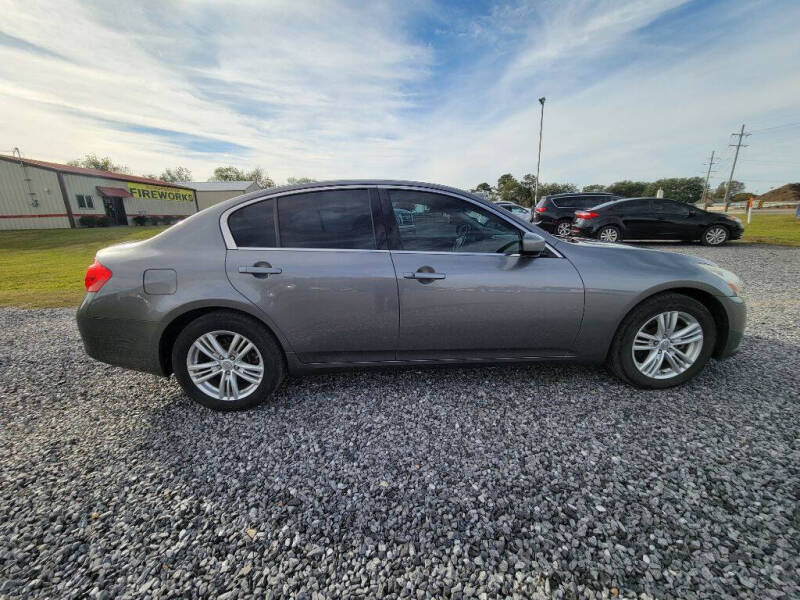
[606,293,716,389]
[172,310,285,411]
[555,219,573,237]
[701,224,729,246]
[597,225,622,243]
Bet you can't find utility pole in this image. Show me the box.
[533,97,545,211]
[723,124,749,212]
[701,150,717,210]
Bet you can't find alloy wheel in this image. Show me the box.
[599,227,619,242]
[705,226,727,245]
[631,311,704,379]
[557,221,572,237]
[187,330,264,401]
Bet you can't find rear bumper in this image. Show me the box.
[77,297,165,375]
[571,223,598,237]
[715,295,746,359]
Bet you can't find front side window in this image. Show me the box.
[654,201,690,217]
[389,190,521,253]
[278,189,375,249]
[229,199,276,247]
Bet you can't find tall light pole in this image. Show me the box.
[533,97,546,211]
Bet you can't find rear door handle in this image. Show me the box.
[403,272,446,280]
[239,265,282,275]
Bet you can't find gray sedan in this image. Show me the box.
[77,180,745,410]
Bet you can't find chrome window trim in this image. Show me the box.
[220,183,562,258]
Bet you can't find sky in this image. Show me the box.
[1,0,799,193]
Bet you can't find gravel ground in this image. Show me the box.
[1,243,798,600]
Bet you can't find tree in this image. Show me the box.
[644,177,706,204]
[160,166,193,182]
[537,182,578,197]
[606,180,649,197]
[210,165,274,189]
[714,180,744,199]
[496,173,533,206]
[519,174,538,206]
[583,184,606,192]
[67,154,130,174]
[286,177,317,185]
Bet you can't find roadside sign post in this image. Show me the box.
[747,196,753,224]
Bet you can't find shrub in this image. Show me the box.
[162,216,175,225]
[95,215,111,227]
[132,215,148,226]
[78,215,97,228]
[148,216,162,225]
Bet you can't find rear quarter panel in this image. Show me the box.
[79,210,293,373]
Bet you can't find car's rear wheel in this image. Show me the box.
[607,293,716,389]
[597,225,621,242]
[702,225,729,246]
[172,310,284,411]
[556,220,573,237]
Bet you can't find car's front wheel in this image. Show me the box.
[597,225,621,242]
[702,225,729,246]
[172,310,285,411]
[607,293,716,388]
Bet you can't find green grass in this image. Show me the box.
[739,213,800,247]
[0,226,166,308]
[0,214,798,309]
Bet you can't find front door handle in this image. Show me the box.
[403,271,446,280]
[239,265,282,276]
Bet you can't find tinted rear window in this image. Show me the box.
[278,189,376,249]
[229,199,276,247]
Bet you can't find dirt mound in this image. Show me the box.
[755,183,800,204]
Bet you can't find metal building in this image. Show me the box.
[188,181,260,211]
[0,155,198,230]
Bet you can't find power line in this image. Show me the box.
[748,121,800,134]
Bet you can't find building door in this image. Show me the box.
[103,197,128,225]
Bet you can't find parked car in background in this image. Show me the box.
[78,180,745,411]
[571,197,745,245]
[533,192,618,236]
[494,201,531,218]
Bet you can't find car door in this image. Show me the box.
[618,199,656,238]
[384,188,584,360]
[223,188,399,364]
[653,200,694,239]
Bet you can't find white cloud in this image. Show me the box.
[1,0,798,192]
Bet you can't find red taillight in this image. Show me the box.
[85,259,112,292]
[535,206,547,213]
[575,211,599,219]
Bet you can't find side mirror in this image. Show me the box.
[521,232,546,256]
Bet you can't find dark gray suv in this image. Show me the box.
[77,180,745,410]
